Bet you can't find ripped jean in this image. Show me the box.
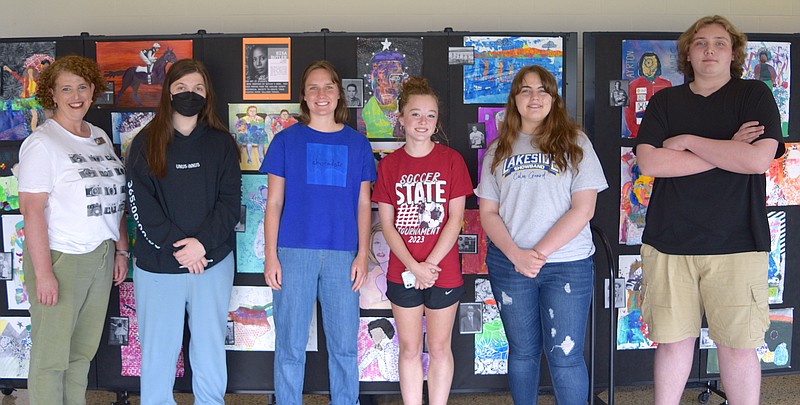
[486,243,593,405]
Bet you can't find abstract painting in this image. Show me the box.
[620,147,653,245]
[226,285,317,351]
[356,37,423,139]
[236,174,268,274]
[616,255,656,350]
[464,36,563,104]
[0,317,31,378]
[474,279,508,375]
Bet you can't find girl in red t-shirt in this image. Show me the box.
[372,77,472,405]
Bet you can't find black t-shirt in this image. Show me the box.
[634,78,785,255]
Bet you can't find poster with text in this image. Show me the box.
[242,38,291,101]
[464,36,562,104]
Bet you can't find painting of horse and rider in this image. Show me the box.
[96,40,193,108]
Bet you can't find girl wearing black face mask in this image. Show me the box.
[125,59,241,405]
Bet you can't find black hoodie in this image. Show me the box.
[126,123,241,273]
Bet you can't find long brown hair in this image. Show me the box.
[298,60,348,124]
[677,15,747,81]
[489,65,583,174]
[397,76,447,144]
[142,59,231,178]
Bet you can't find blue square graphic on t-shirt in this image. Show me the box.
[306,143,348,187]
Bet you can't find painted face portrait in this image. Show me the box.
[371,230,390,264]
[372,60,404,106]
[641,55,659,78]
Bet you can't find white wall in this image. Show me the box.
[3,0,798,38]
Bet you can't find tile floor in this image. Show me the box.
[1,373,799,404]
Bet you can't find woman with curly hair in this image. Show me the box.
[18,55,128,404]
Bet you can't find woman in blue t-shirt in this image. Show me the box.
[260,60,376,405]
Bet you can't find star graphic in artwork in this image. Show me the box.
[381,38,392,51]
[16,322,22,328]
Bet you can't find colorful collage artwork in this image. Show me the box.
[621,39,681,138]
[236,174,268,274]
[464,36,563,104]
[461,209,488,275]
[707,308,793,373]
[96,40,193,108]
[0,41,55,141]
[768,211,786,304]
[619,147,653,245]
[0,145,19,211]
[361,211,390,310]
[476,107,505,182]
[0,317,31,378]
[617,255,656,350]
[743,41,791,136]
[118,282,185,377]
[474,279,507,375]
[227,103,300,171]
[356,37,423,139]
[111,112,155,160]
[2,214,26,310]
[226,285,317,352]
[767,143,800,206]
[358,317,428,382]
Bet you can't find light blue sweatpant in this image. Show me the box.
[133,252,234,405]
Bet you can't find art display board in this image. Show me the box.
[2,30,583,395]
[583,31,800,386]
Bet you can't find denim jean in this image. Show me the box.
[486,243,593,405]
[273,248,360,405]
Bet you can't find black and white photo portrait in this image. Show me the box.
[459,303,483,334]
[609,79,629,107]
[108,317,129,346]
[604,278,626,309]
[225,320,236,345]
[0,252,12,280]
[468,122,486,149]
[457,234,478,254]
[342,78,364,108]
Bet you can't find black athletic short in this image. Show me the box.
[386,281,465,309]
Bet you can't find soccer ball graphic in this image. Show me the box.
[418,202,444,229]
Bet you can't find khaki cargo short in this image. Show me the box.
[640,244,769,349]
